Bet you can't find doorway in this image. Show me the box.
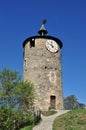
[50,96,56,109]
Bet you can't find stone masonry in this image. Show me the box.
[23,36,64,110]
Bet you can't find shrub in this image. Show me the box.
[0,106,34,130]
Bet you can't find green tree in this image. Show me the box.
[0,68,35,130]
[15,81,35,113]
[0,68,20,108]
[64,95,79,109]
[64,95,86,109]
[0,68,35,111]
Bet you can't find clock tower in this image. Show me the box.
[23,21,63,110]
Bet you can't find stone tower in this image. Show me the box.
[23,21,63,110]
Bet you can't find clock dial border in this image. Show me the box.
[46,39,59,53]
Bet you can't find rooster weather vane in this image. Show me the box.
[42,19,47,25]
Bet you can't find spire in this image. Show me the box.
[38,19,48,36]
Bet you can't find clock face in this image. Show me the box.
[46,39,58,52]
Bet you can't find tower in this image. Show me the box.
[23,21,63,110]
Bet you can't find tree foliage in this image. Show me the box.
[14,81,35,112]
[64,95,86,109]
[0,106,34,130]
[64,95,79,109]
[0,68,20,108]
[0,68,35,130]
[0,68,35,111]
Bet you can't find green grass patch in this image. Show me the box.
[42,110,57,116]
[20,125,33,130]
[53,109,86,130]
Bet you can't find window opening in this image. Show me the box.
[24,59,27,71]
[30,38,35,47]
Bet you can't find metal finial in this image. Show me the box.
[42,19,47,25]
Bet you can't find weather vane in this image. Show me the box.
[42,19,47,25]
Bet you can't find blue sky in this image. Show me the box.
[0,0,86,104]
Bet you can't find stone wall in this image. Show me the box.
[23,37,63,110]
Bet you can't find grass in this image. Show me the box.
[20,125,33,130]
[42,110,57,116]
[53,109,86,130]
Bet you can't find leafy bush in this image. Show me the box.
[0,106,34,130]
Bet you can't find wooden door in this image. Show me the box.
[50,96,56,109]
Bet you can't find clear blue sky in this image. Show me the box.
[0,0,86,104]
